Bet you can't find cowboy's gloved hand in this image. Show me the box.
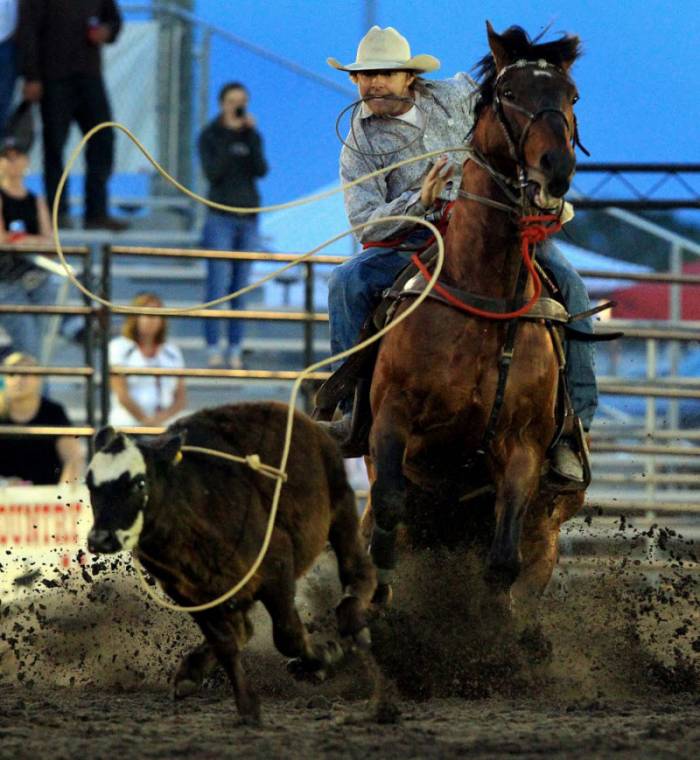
[420,155,454,208]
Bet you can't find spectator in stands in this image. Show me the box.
[0,0,18,136]
[0,127,60,358]
[16,0,127,231]
[108,292,186,428]
[0,351,84,485]
[198,81,268,369]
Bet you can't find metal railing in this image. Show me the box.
[1,240,700,508]
[0,243,97,426]
[573,163,700,209]
[3,241,700,414]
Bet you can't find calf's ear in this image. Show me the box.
[94,425,117,451]
[154,432,186,465]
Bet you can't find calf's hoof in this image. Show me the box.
[173,678,199,700]
[372,698,401,724]
[238,710,262,727]
[287,658,327,683]
[287,640,344,683]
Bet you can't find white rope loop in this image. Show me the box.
[180,445,287,483]
[61,122,455,613]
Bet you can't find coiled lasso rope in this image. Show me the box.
[55,122,472,612]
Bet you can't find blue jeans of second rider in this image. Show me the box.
[328,236,597,429]
[202,212,258,354]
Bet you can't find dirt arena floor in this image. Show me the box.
[0,513,698,758]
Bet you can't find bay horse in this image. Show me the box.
[363,23,587,616]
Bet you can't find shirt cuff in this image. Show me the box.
[405,191,426,217]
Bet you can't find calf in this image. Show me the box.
[86,401,376,723]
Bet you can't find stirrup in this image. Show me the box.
[548,417,591,492]
[317,413,352,445]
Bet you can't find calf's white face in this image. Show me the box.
[86,429,149,554]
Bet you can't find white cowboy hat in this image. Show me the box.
[327,26,440,73]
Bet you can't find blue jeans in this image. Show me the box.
[0,272,60,358]
[541,242,597,430]
[202,212,257,352]
[328,238,597,428]
[0,38,17,136]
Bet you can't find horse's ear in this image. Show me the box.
[559,35,581,72]
[486,21,510,74]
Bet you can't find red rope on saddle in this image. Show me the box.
[411,213,562,321]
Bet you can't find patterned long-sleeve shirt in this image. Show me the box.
[340,73,478,244]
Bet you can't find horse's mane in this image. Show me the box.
[472,26,582,118]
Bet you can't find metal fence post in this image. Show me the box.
[100,244,112,427]
[83,246,96,441]
[195,26,211,199]
[302,261,316,411]
[645,338,657,501]
[668,241,682,433]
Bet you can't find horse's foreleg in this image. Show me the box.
[512,490,584,612]
[369,399,410,590]
[359,456,376,546]
[487,443,542,593]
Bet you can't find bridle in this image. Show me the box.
[490,58,588,200]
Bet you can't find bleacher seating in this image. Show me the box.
[16,221,331,424]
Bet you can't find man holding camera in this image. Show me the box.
[198,82,268,369]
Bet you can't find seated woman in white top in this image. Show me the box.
[108,292,187,428]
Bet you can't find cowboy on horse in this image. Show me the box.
[321,26,597,487]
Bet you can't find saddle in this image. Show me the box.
[313,242,614,489]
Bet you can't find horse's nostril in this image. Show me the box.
[548,177,571,198]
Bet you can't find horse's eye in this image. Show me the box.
[132,477,145,491]
[572,94,579,105]
[503,89,514,100]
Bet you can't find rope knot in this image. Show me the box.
[245,454,262,471]
[519,213,562,247]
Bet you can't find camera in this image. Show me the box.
[234,105,246,119]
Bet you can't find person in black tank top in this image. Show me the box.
[0,351,84,485]
[0,185,39,280]
[1,185,39,232]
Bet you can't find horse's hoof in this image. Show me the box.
[173,678,199,700]
[323,640,345,665]
[353,626,372,650]
[371,583,393,608]
[519,625,553,665]
[373,698,401,724]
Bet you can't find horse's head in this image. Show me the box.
[472,23,583,209]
